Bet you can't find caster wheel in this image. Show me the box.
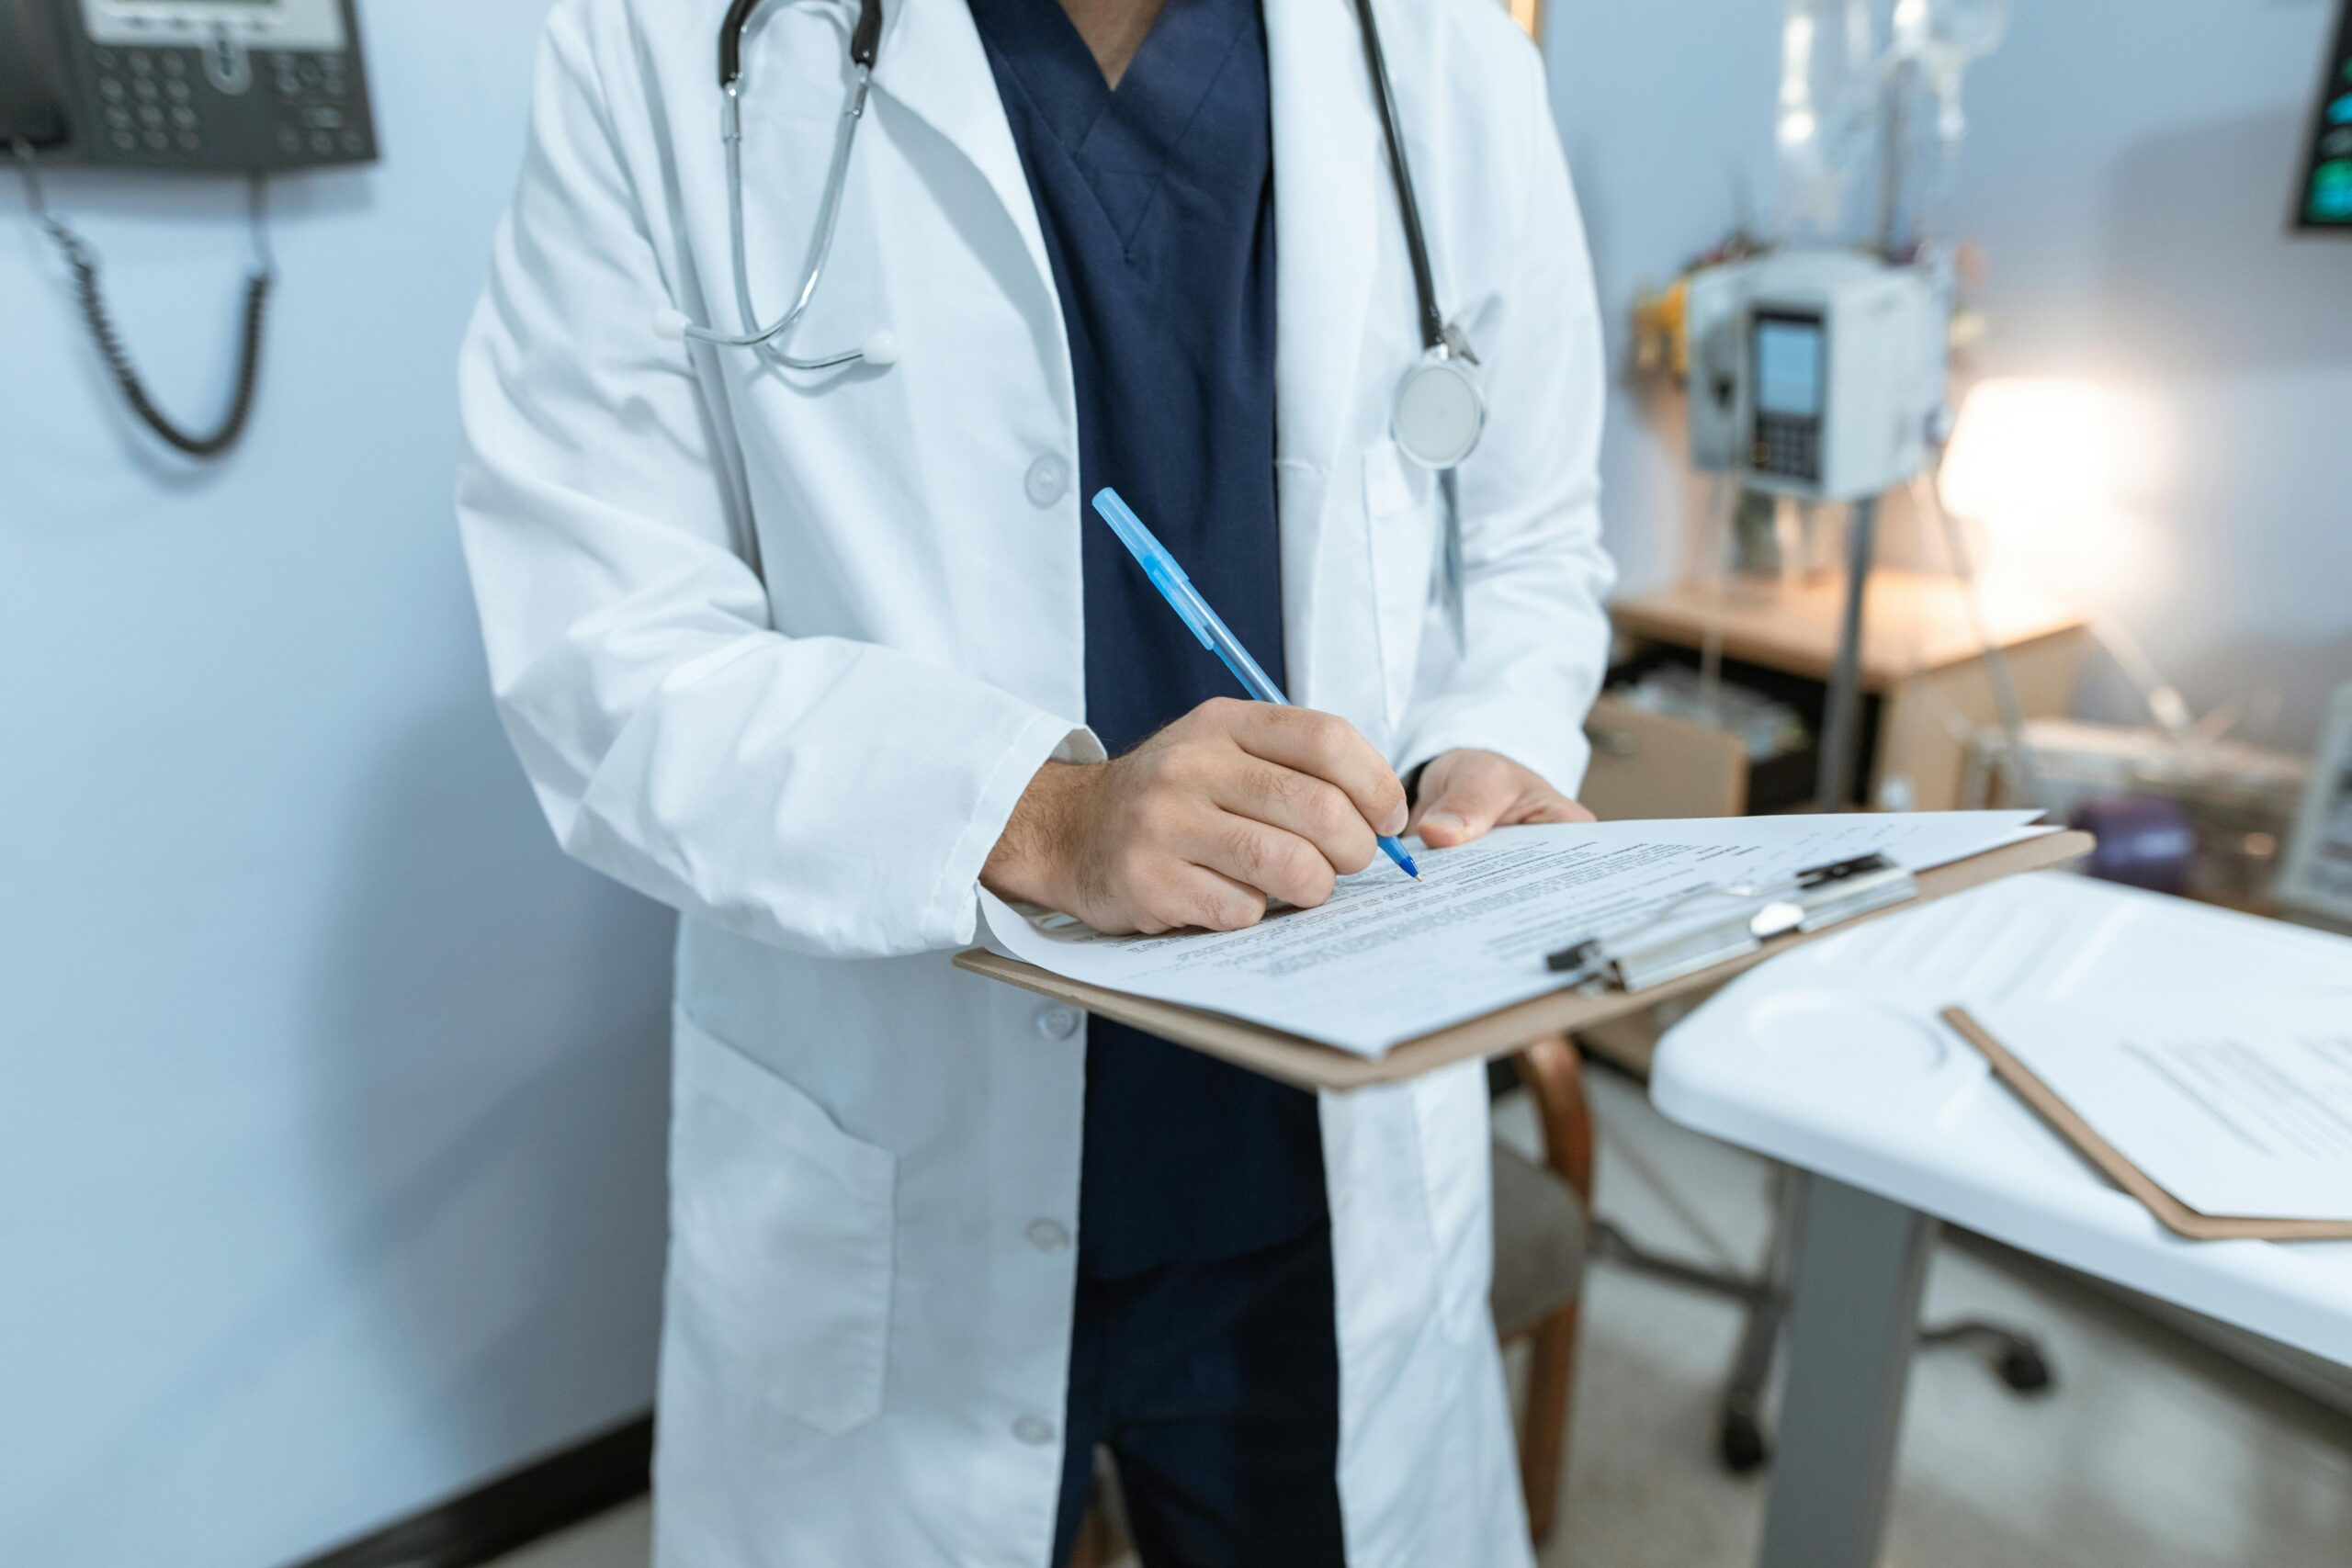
[1998,1340,2053,1394]
[1718,1409,1770,1473]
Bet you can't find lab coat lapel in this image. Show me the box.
[871,0,1059,314]
[1267,0,1384,726]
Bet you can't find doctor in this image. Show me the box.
[457,0,1611,1563]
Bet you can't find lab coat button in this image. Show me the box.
[1024,455,1069,507]
[1035,1006,1080,1041]
[1026,1219,1069,1252]
[1012,1415,1056,1446]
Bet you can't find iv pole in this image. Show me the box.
[1812,496,1880,810]
[1810,47,1917,813]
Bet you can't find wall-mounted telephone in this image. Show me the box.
[1,0,376,169]
[3,1,377,459]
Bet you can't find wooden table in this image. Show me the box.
[1607,570,2091,812]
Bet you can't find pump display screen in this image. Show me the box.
[2300,0,2352,229]
[1754,318,1826,418]
[1748,310,1825,484]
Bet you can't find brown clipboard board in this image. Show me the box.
[953,829,2094,1092]
[1942,1007,2352,1243]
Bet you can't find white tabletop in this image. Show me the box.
[1651,873,2352,1368]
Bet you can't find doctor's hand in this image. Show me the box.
[1407,749,1594,849]
[981,699,1410,935]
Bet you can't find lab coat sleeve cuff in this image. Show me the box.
[1396,700,1593,806]
[923,717,1105,950]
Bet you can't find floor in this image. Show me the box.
[486,1069,2352,1568]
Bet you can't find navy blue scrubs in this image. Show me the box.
[967,2,1344,1561]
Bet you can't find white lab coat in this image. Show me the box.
[456,0,1612,1562]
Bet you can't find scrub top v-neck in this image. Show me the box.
[969,0,1328,1280]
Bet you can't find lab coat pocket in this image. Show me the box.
[668,1008,897,1435]
[1363,439,1440,732]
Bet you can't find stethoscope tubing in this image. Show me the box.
[687,0,1477,387]
[684,63,874,365]
[693,0,1476,648]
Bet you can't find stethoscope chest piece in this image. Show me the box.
[1392,348,1483,470]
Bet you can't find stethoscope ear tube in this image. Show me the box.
[716,0,765,88]
[723,0,881,86]
[848,0,883,66]
[1351,0,1443,355]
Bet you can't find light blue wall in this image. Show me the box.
[1544,0,2352,746]
[0,6,674,1568]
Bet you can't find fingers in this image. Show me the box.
[1211,761,1379,875]
[1408,750,1596,847]
[1133,864,1267,934]
[1183,811,1341,910]
[1413,765,1521,848]
[1213,701,1408,839]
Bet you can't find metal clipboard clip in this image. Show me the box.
[1543,852,1918,994]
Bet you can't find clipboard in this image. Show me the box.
[954,829,2094,1092]
[1942,1007,2352,1243]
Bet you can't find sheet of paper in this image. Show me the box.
[1973,998,2352,1222]
[978,810,2047,1057]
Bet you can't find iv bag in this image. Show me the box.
[1901,0,2007,69]
[1894,0,2009,147]
[1776,0,1879,236]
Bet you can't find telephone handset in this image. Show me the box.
[5,1,378,459]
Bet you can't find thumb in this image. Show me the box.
[1414,765,1520,849]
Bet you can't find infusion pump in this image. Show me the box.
[1686,250,1948,503]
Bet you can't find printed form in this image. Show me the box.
[979,811,2048,1057]
[1972,998,2352,1223]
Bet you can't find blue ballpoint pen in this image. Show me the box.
[1091,487,1421,882]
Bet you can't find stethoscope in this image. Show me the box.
[662,0,1482,631]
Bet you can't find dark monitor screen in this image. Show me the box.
[2300,0,2352,230]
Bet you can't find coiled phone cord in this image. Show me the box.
[11,140,274,460]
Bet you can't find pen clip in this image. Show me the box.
[1164,575,1222,654]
